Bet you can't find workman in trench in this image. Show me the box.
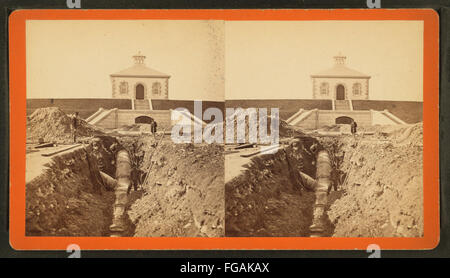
[351,120,358,138]
[128,168,144,194]
[151,120,158,138]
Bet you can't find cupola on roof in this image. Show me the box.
[110,52,170,78]
[311,54,370,79]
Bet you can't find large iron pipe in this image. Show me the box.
[315,150,332,193]
[299,172,317,191]
[116,149,132,186]
[99,171,117,191]
[298,150,332,193]
[110,149,132,233]
[310,150,332,234]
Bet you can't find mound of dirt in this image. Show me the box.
[224,109,304,143]
[27,107,103,143]
[386,122,423,146]
[318,125,342,132]
[115,124,140,132]
[322,124,423,237]
[127,138,224,237]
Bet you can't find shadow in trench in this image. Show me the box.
[322,189,344,237]
[105,189,144,237]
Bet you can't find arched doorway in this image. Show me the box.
[136,84,145,99]
[336,84,345,100]
[335,116,354,125]
[135,115,154,124]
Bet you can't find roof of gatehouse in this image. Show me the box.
[110,52,170,78]
[311,54,370,79]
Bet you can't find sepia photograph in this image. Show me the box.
[25,20,225,237]
[21,14,429,241]
[224,20,424,238]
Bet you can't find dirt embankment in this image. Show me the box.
[323,123,423,237]
[225,123,423,238]
[26,106,225,237]
[26,140,116,236]
[127,139,225,237]
[225,136,328,237]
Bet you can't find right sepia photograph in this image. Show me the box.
[224,20,424,238]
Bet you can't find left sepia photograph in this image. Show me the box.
[25,20,225,237]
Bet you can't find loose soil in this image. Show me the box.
[26,108,225,237]
[27,107,103,144]
[128,138,224,237]
[226,123,423,237]
[323,123,423,237]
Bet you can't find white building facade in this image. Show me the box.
[110,53,170,100]
[311,55,370,100]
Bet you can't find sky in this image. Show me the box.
[26,20,225,101]
[27,20,423,102]
[225,20,423,101]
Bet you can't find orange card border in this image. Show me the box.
[9,9,439,250]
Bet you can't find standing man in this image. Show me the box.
[151,120,158,138]
[72,112,80,143]
[350,120,357,137]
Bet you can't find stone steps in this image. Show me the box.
[134,99,150,110]
[334,100,351,110]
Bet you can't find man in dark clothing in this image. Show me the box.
[151,120,158,137]
[128,168,141,194]
[72,112,80,143]
[350,120,357,137]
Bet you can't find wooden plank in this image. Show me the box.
[41,144,82,157]
[240,145,279,158]
[234,143,256,150]
[35,142,55,149]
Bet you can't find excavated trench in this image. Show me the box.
[26,132,225,237]
[25,107,225,237]
[26,115,423,238]
[25,134,147,237]
[226,123,424,238]
[225,135,352,237]
[225,135,344,237]
[319,128,424,237]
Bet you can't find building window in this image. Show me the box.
[352,83,362,96]
[320,82,329,96]
[152,82,161,96]
[119,81,128,95]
